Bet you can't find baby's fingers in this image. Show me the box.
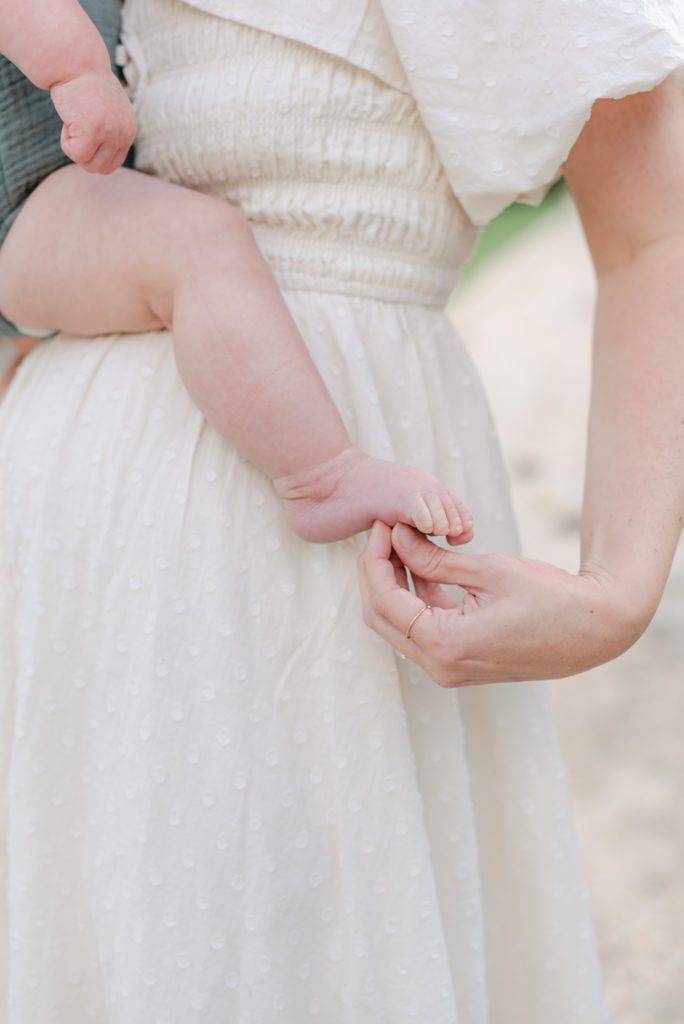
[61,123,132,174]
[61,131,109,173]
[65,136,128,175]
[53,72,136,174]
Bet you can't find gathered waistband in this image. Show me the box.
[253,225,466,306]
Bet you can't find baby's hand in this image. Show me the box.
[50,70,136,175]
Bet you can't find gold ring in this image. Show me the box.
[405,604,431,640]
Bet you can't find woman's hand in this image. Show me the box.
[358,522,647,687]
[360,80,684,689]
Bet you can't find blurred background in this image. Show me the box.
[450,191,684,1024]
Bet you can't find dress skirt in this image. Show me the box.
[0,2,607,1021]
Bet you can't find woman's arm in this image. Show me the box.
[565,79,684,627]
[358,77,684,686]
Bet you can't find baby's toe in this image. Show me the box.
[411,494,435,534]
[442,494,466,537]
[421,492,454,536]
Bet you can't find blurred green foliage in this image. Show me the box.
[463,178,567,278]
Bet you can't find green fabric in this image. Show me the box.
[0,0,131,337]
[0,305,22,337]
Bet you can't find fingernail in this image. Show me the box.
[392,523,418,549]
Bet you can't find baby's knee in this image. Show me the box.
[163,190,267,292]
[176,193,255,258]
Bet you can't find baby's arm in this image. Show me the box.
[0,0,135,172]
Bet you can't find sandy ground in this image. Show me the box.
[450,196,684,1024]
[1,196,681,1020]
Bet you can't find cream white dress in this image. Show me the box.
[1,1,683,1021]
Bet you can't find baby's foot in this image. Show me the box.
[275,446,474,544]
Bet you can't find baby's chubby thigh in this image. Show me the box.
[0,164,253,339]
[0,165,162,336]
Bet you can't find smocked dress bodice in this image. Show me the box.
[125,0,478,307]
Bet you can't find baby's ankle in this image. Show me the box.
[273,446,362,503]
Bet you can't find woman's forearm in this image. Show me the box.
[564,82,684,636]
[358,81,684,688]
[579,237,684,633]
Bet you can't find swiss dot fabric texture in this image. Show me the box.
[179,0,684,222]
[3,0,678,1020]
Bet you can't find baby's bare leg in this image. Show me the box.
[0,165,347,476]
[0,166,170,336]
[0,165,472,543]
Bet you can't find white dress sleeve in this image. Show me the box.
[380,0,684,223]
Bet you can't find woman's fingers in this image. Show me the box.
[361,519,393,563]
[411,573,463,611]
[360,521,643,686]
[392,522,496,611]
[358,521,470,679]
[389,546,410,589]
[391,522,491,587]
[358,521,433,642]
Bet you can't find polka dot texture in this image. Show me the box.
[384,0,684,222]
[0,4,607,1022]
[176,0,684,224]
[127,0,476,307]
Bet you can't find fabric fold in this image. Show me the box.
[381,0,684,222]
[176,0,684,223]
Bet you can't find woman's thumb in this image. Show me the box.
[391,523,484,586]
